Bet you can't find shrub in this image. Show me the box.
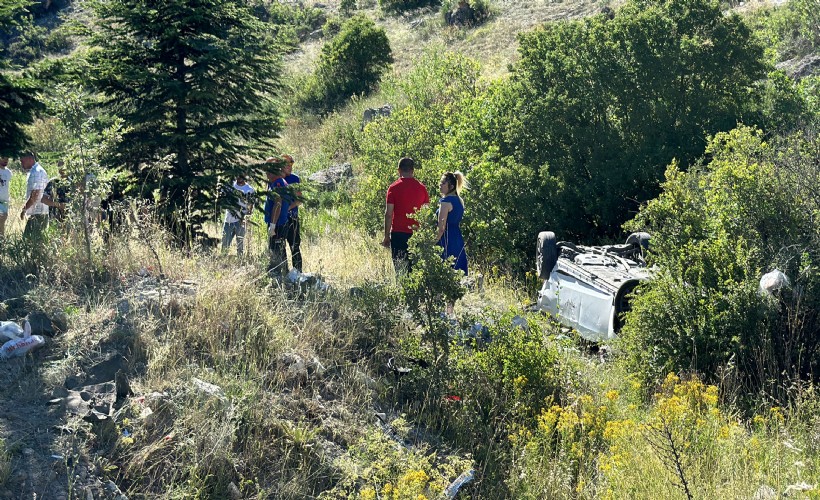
[379,0,439,14]
[441,0,493,26]
[620,126,820,402]
[352,48,480,235]
[298,15,392,112]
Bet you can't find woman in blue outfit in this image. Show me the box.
[436,171,468,275]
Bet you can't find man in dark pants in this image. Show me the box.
[264,157,290,276]
[381,157,429,273]
[282,154,303,272]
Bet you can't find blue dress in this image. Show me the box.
[438,195,468,274]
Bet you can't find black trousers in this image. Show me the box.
[390,231,412,273]
[285,216,302,272]
[268,225,288,276]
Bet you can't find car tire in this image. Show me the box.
[537,231,558,279]
[626,232,651,250]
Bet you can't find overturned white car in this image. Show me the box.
[535,231,651,341]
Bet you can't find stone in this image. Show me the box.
[27,311,57,337]
[308,163,353,190]
[228,482,243,500]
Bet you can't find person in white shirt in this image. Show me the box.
[0,157,12,238]
[222,174,254,257]
[19,151,49,241]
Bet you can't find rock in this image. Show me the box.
[308,163,353,190]
[84,354,129,386]
[361,104,392,130]
[51,310,69,333]
[776,54,820,79]
[192,377,227,400]
[228,482,242,500]
[27,311,58,337]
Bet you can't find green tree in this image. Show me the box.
[505,0,766,242]
[0,0,43,156]
[621,126,820,401]
[301,14,392,112]
[87,0,282,243]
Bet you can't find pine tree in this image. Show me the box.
[87,0,283,244]
[0,0,43,156]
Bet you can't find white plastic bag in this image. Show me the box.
[0,321,45,359]
[0,321,25,341]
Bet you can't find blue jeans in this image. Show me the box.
[222,221,246,256]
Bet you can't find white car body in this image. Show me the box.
[535,234,651,341]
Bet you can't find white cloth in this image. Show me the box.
[224,181,254,223]
[25,162,49,216]
[0,168,11,203]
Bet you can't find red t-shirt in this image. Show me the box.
[386,177,429,234]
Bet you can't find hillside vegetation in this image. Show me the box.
[1,0,819,498]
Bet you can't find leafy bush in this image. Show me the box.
[444,312,563,495]
[379,0,439,14]
[6,23,73,65]
[250,0,326,39]
[441,0,493,26]
[352,48,480,234]
[621,126,820,401]
[297,15,392,113]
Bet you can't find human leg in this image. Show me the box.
[268,227,288,276]
[390,231,412,273]
[235,222,246,256]
[286,217,302,271]
[222,222,236,252]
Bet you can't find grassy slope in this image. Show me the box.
[2,0,818,498]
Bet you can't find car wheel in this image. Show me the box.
[537,231,558,279]
[626,232,651,250]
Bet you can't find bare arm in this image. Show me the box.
[269,199,282,235]
[20,189,42,219]
[382,203,394,247]
[436,202,451,241]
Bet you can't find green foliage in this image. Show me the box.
[5,23,73,65]
[340,0,357,17]
[379,0,439,14]
[353,49,480,235]
[298,15,392,113]
[0,0,44,156]
[444,312,562,495]
[504,0,766,243]
[621,126,820,401]
[249,0,326,48]
[441,0,493,26]
[320,427,472,499]
[401,204,466,364]
[756,0,820,61]
[87,0,282,244]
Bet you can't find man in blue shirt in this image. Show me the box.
[264,157,290,276]
[282,154,303,272]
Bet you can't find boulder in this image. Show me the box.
[776,54,820,79]
[308,163,354,190]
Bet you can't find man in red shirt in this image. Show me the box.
[381,157,429,272]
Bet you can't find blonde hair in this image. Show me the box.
[443,171,469,197]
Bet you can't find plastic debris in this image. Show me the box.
[1,321,45,359]
[0,320,25,341]
[759,269,790,296]
[443,469,475,499]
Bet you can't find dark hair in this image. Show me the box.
[398,157,415,173]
